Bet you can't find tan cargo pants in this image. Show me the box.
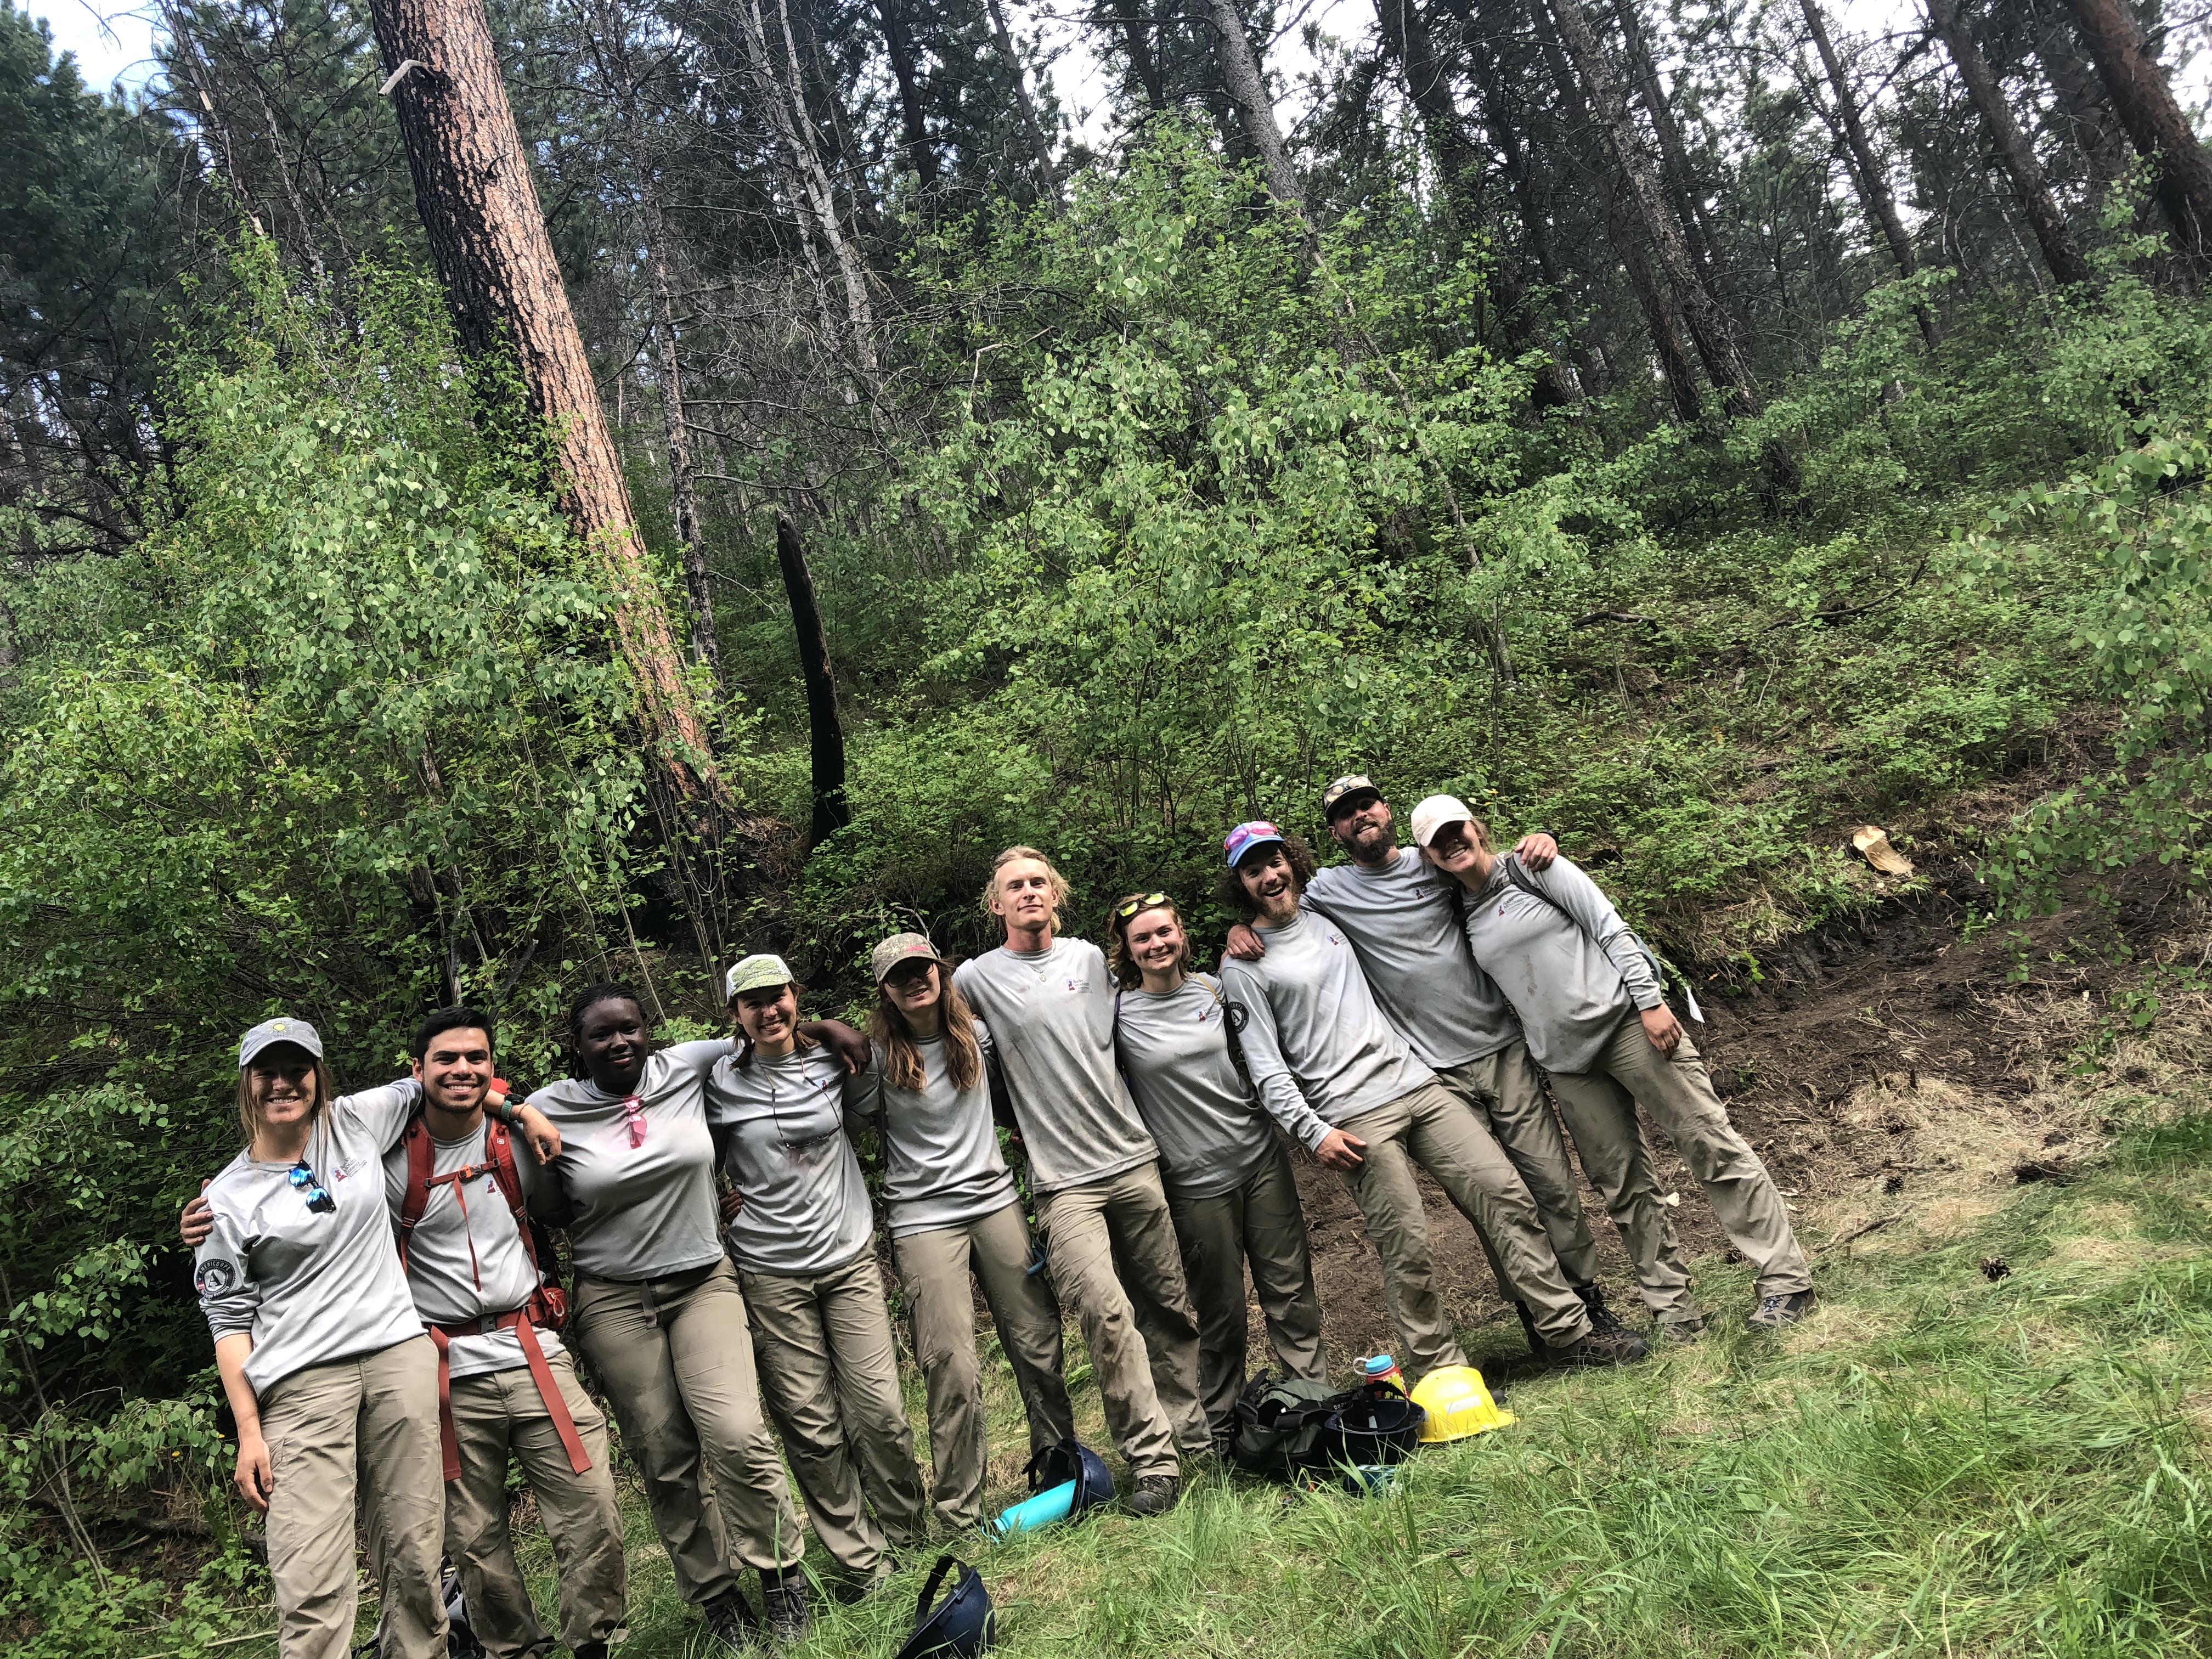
[1545,1014,1813,1319]
[442,1352,625,1658]
[1034,1161,1207,1475]
[571,1260,802,1604]
[259,1335,445,1659]
[1336,1081,1593,1374]
[1165,1138,1327,1444]
[1433,1041,1602,1286]
[891,1200,1075,1531]
[741,1251,926,1579]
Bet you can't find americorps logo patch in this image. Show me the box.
[194,1259,239,1297]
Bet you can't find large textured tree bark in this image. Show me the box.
[985,0,1062,210]
[1548,0,1763,419]
[1610,0,1736,303]
[873,0,939,189]
[1925,0,2097,288]
[366,0,724,787]
[1373,0,1580,405]
[1205,0,1304,209]
[774,514,850,848]
[2064,0,2212,265]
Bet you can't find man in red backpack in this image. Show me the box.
[188,1008,625,1659]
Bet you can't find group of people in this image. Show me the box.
[184,774,1814,1659]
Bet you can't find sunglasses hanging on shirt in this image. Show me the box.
[288,1158,335,1214]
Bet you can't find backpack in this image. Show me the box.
[1494,854,1705,1024]
[1228,1373,1347,1481]
[396,1101,567,1331]
[1113,978,1261,1107]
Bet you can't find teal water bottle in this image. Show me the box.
[990,1478,1077,1539]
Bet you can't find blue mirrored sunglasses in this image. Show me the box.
[289,1159,335,1214]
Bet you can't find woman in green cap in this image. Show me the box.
[710,953,926,1590]
[845,932,1075,1532]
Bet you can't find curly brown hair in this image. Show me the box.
[1213,833,1319,921]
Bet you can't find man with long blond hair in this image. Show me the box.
[950,847,1207,1516]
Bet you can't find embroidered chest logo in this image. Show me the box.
[1064,978,1089,994]
[1327,932,1345,948]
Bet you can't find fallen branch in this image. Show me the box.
[1572,608,1656,628]
[1831,1210,1908,1248]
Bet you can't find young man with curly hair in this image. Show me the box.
[1216,822,1649,1376]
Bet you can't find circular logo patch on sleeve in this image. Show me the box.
[194,1260,239,1297]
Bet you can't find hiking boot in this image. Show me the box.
[1126,1474,1183,1517]
[1747,1290,1815,1330]
[1547,1325,1651,1366]
[572,1645,610,1659]
[703,1589,760,1655]
[1658,1315,1708,1344]
[1575,1283,1638,1345]
[757,1573,809,1646]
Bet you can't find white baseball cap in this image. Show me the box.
[1408,794,1478,849]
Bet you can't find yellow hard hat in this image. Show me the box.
[1410,1365,1516,1443]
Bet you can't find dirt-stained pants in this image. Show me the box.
[571,1260,802,1605]
[892,1201,1075,1531]
[1035,1161,1207,1474]
[1432,1041,1603,1286]
[1545,1015,1813,1319]
[1165,1138,1328,1443]
[1335,1082,1593,1375]
[259,1335,446,1659]
[741,1251,926,1579]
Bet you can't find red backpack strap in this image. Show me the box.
[483,1121,537,1272]
[397,1119,434,1271]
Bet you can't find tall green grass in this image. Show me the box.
[525,1115,2212,1657]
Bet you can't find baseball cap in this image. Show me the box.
[1322,774,1382,820]
[870,932,947,984]
[1223,821,1288,869]
[725,953,796,1001]
[239,1017,324,1069]
[1408,794,1479,848]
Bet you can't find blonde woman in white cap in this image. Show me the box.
[1413,797,1816,1334]
[845,932,1075,1532]
[711,953,925,1593]
[192,1017,561,1659]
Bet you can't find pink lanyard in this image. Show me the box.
[619,1094,647,1148]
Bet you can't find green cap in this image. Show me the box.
[725,953,795,1001]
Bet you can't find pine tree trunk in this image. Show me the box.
[1205,0,1304,209]
[774,514,850,848]
[985,0,1062,210]
[1925,0,2098,288]
[873,0,939,188]
[1548,0,1763,417]
[1611,0,1736,302]
[2064,0,2212,266]
[1615,199,1704,421]
[366,0,724,789]
[2034,12,2131,207]
[1117,0,1166,107]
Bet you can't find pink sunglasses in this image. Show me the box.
[619,1094,647,1148]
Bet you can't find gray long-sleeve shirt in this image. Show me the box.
[1114,973,1274,1199]
[952,938,1159,1194]
[1459,854,1666,1074]
[1304,848,1522,1067]
[526,1039,733,1281]
[379,1120,566,1383]
[843,1023,1019,1239]
[195,1081,426,1399]
[1218,912,1435,1150]
[707,1046,874,1275]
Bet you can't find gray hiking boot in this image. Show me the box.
[1658,1315,1708,1344]
[1747,1290,1815,1329]
[1126,1474,1183,1517]
[758,1573,810,1646]
[1547,1324,1651,1366]
[703,1589,760,1655]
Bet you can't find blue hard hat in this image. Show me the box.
[893,1555,995,1659]
[1024,1437,1115,1518]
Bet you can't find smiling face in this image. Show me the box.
[1236,845,1301,924]
[247,1043,321,1131]
[1328,789,1394,864]
[414,1026,494,1113]
[1124,905,1188,979]
[575,997,650,1093]
[733,983,800,1051]
[883,958,942,1020]
[991,857,1059,936]
[1421,818,1488,879]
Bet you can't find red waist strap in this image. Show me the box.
[426,1308,591,1481]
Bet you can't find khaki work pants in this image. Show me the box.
[1545,1014,1813,1319]
[443,1352,625,1658]
[891,1201,1075,1531]
[1434,1041,1602,1286]
[259,1335,445,1659]
[1034,1161,1207,1475]
[741,1251,926,1579]
[1336,1081,1592,1374]
[1165,1138,1327,1444]
[572,1260,802,1604]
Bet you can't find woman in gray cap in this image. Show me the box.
[191,1017,558,1659]
[711,953,926,1590]
[845,932,1075,1532]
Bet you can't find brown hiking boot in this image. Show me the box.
[1126,1474,1183,1517]
[1747,1290,1815,1329]
[1547,1324,1651,1366]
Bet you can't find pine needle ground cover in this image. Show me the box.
[560,1105,2212,1658]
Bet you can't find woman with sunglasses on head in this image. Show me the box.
[709,953,925,1593]
[193,1017,560,1659]
[1107,894,1328,1448]
[844,933,1075,1533]
[523,984,812,1651]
